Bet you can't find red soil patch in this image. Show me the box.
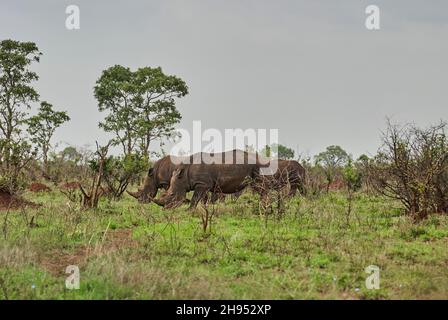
[60,181,80,190]
[0,191,39,211]
[329,179,345,190]
[39,229,137,276]
[29,182,52,193]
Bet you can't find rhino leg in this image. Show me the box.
[288,184,298,197]
[202,193,210,204]
[189,188,208,209]
[232,190,243,201]
[210,192,219,204]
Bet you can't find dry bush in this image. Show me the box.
[368,120,448,219]
[58,142,110,209]
[250,169,293,221]
[300,164,327,198]
[59,181,82,203]
[78,142,110,209]
[200,195,218,234]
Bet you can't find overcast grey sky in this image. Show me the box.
[1,0,447,158]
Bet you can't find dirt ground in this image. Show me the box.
[0,191,38,211]
[39,229,136,276]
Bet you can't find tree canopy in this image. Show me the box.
[271,143,295,160]
[315,145,349,168]
[0,39,41,169]
[94,65,189,157]
[315,145,350,192]
[27,101,70,172]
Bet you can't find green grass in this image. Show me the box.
[1,189,448,299]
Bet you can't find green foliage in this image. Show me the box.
[357,154,370,163]
[89,153,146,199]
[343,159,362,193]
[0,171,27,194]
[315,145,349,168]
[2,191,448,299]
[60,146,81,163]
[0,39,41,170]
[260,145,271,158]
[0,40,68,192]
[93,65,188,157]
[26,101,70,170]
[270,143,295,160]
[315,145,350,192]
[0,139,36,193]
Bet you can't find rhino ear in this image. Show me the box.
[177,168,185,178]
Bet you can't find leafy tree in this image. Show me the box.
[261,143,295,159]
[60,146,81,163]
[0,140,36,193]
[0,40,41,170]
[271,143,295,160]
[357,154,369,163]
[354,154,371,192]
[26,101,70,174]
[315,145,349,192]
[93,65,188,158]
[260,145,272,158]
[342,158,362,225]
[343,159,362,192]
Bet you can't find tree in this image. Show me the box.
[342,158,362,224]
[0,40,41,170]
[0,140,36,193]
[343,159,362,193]
[357,154,369,163]
[261,143,295,159]
[93,65,188,158]
[60,146,81,163]
[26,101,70,174]
[260,145,272,158]
[315,145,349,192]
[355,154,371,193]
[271,143,295,160]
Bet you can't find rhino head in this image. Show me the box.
[153,166,189,208]
[128,168,158,203]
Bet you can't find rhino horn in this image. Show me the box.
[126,190,141,199]
[152,197,166,207]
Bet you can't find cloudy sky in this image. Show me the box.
[1,0,447,158]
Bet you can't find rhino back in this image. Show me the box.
[186,163,258,193]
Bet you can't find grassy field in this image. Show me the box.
[1,189,448,300]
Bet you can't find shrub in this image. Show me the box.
[368,120,448,219]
